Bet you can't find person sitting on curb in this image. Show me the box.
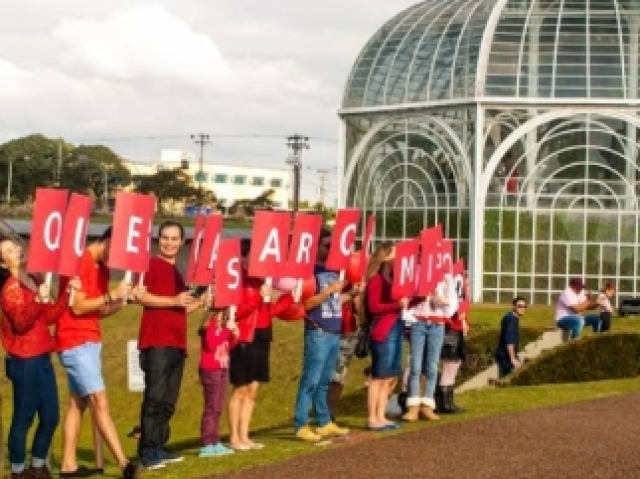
[555,278,600,339]
[495,297,527,378]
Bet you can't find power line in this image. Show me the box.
[70,133,338,143]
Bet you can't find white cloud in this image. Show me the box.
[52,5,230,86]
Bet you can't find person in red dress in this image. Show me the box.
[0,235,79,479]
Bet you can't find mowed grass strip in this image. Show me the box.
[3,304,640,478]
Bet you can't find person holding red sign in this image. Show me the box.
[228,238,294,451]
[0,235,79,479]
[293,230,355,442]
[437,270,469,414]
[402,274,456,422]
[134,221,207,469]
[365,242,409,431]
[56,227,140,479]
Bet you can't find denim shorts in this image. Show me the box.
[59,342,105,397]
[370,319,403,379]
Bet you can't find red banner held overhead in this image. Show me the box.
[286,213,323,279]
[193,214,223,285]
[27,188,69,274]
[108,192,155,273]
[418,225,443,296]
[214,239,243,308]
[326,208,361,271]
[392,238,419,299]
[58,194,93,277]
[184,214,206,284]
[248,210,290,278]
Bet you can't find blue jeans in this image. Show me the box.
[293,329,341,430]
[584,315,601,333]
[408,321,445,401]
[6,354,59,465]
[557,316,584,339]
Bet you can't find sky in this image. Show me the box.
[0,0,418,204]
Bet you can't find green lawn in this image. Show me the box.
[4,305,640,478]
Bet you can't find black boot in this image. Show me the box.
[444,385,464,414]
[435,385,445,413]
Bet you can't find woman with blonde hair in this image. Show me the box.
[365,242,409,430]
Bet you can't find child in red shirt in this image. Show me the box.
[198,308,237,457]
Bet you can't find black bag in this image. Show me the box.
[354,321,371,359]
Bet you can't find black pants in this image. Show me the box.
[600,312,612,332]
[138,347,185,455]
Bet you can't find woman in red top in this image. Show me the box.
[227,239,293,451]
[365,242,409,430]
[0,235,78,479]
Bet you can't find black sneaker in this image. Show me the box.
[157,449,184,464]
[140,451,164,471]
[122,462,142,479]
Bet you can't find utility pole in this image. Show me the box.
[316,168,329,212]
[56,139,62,187]
[191,133,211,207]
[286,134,309,213]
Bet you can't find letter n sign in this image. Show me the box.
[27,188,69,274]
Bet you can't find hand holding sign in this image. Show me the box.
[215,239,244,325]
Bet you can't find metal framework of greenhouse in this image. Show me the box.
[339,0,640,304]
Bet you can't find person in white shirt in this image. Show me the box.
[555,278,599,339]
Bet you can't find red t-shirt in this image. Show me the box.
[56,250,109,352]
[138,256,187,351]
[199,322,232,370]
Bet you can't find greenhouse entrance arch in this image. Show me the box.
[339,0,640,304]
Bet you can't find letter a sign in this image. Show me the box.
[27,188,70,274]
[248,211,290,278]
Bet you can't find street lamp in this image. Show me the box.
[6,155,29,205]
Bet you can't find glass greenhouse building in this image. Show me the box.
[339,0,640,304]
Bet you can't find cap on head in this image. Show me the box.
[569,278,585,290]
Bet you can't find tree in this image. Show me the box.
[133,168,203,213]
[230,188,277,216]
[0,134,69,202]
[63,145,132,208]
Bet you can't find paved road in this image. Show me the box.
[215,391,640,478]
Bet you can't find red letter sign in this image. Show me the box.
[248,211,290,278]
[214,239,244,307]
[453,259,469,316]
[109,192,156,273]
[184,214,206,284]
[27,188,69,274]
[193,214,223,285]
[326,208,361,271]
[418,225,443,296]
[58,193,93,277]
[286,213,322,279]
[392,238,419,299]
[359,214,376,278]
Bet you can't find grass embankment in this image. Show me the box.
[4,305,640,478]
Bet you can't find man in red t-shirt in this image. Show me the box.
[57,227,140,479]
[134,221,206,470]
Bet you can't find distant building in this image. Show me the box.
[122,150,291,213]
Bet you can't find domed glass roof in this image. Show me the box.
[343,0,640,109]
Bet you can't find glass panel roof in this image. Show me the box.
[342,0,640,109]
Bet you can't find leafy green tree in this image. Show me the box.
[63,145,131,209]
[133,168,203,213]
[230,188,276,216]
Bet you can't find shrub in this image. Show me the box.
[458,327,543,385]
[509,333,640,386]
